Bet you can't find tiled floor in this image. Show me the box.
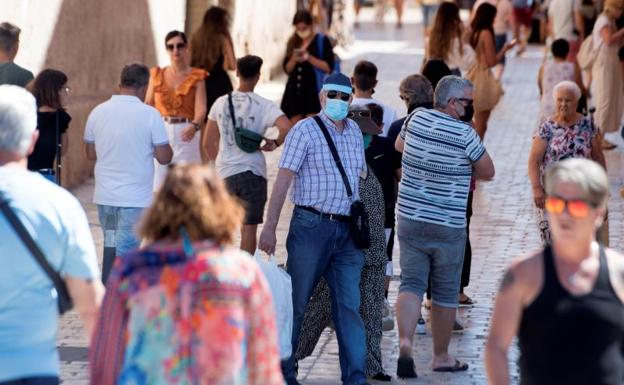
[58,6,624,385]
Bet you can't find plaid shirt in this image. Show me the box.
[279,112,365,216]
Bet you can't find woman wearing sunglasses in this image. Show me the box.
[146,30,207,190]
[528,80,606,244]
[486,158,624,385]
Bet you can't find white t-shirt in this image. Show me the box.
[351,97,398,137]
[84,95,169,207]
[548,0,579,40]
[208,91,284,179]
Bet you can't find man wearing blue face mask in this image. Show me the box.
[259,73,370,385]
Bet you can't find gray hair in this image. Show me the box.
[434,75,473,109]
[0,22,20,53]
[399,74,433,108]
[0,85,37,156]
[544,158,609,208]
[553,80,582,102]
[120,63,150,89]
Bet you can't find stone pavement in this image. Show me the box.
[58,6,624,385]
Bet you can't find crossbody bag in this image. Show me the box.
[313,116,370,249]
[0,191,73,314]
[228,93,264,153]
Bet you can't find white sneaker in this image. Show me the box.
[415,318,426,335]
[382,300,394,331]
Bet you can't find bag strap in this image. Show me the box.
[0,191,72,308]
[227,92,237,128]
[313,116,353,198]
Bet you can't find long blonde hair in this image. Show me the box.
[190,6,232,71]
[139,164,244,245]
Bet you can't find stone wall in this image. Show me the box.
[1,0,295,188]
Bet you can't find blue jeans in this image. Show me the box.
[0,378,58,385]
[283,207,366,385]
[97,205,143,283]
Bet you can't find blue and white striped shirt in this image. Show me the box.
[279,112,365,216]
[398,109,486,228]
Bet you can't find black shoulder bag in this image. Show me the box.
[0,191,73,314]
[313,116,370,249]
[228,93,264,153]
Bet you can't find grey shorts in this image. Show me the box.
[224,171,267,225]
[397,217,466,308]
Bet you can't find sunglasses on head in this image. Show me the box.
[166,43,186,51]
[348,110,371,118]
[326,90,350,102]
[544,196,594,219]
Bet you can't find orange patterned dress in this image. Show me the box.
[150,67,207,120]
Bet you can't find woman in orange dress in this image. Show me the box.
[146,30,207,189]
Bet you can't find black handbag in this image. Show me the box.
[0,191,73,314]
[228,93,263,153]
[313,116,371,249]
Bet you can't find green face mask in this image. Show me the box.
[363,134,373,149]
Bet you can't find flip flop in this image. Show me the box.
[433,359,469,372]
[396,356,418,378]
[459,296,475,307]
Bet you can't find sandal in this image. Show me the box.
[396,356,418,378]
[433,359,469,372]
[459,295,475,307]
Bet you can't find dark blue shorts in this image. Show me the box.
[495,34,508,65]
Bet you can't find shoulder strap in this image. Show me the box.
[0,191,72,311]
[227,92,236,128]
[313,116,353,198]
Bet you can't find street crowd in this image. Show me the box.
[1,1,624,384]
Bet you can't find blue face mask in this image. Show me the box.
[324,99,349,121]
[363,134,373,149]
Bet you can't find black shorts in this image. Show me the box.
[224,171,267,225]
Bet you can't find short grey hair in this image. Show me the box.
[0,22,20,53]
[120,63,150,89]
[0,85,37,156]
[399,74,433,108]
[553,80,582,102]
[544,158,609,208]
[434,75,473,109]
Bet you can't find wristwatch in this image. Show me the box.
[192,122,201,131]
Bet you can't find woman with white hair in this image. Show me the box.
[486,158,624,385]
[528,80,606,243]
[591,0,624,149]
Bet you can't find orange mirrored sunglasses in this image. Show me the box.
[544,196,593,218]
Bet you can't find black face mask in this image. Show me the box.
[459,104,474,122]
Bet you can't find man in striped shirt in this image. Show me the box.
[393,76,495,378]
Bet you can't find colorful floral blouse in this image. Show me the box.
[89,241,284,385]
[538,115,597,171]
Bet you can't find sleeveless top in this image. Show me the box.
[539,60,575,122]
[518,245,624,385]
[150,66,207,120]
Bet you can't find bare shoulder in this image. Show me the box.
[499,250,544,303]
[605,248,624,303]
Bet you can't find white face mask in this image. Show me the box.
[296,29,312,39]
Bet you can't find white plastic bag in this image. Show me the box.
[253,249,293,360]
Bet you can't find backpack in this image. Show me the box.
[314,33,341,93]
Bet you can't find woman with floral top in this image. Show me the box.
[89,164,284,385]
[528,81,606,244]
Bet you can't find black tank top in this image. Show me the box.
[518,245,624,385]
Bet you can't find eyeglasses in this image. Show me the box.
[166,43,186,51]
[544,196,594,218]
[456,97,473,106]
[348,110,371,118]
[326,90,350,102]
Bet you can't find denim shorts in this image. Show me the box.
[495,34,508,65]
[397,217,466,308]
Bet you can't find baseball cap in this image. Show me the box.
[348,104,381,135]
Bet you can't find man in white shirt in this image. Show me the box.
[0,85,103,384]
[350,61,397,137]
[203,55,290,254]
[548,0,584,42]
[84,64,172,283]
